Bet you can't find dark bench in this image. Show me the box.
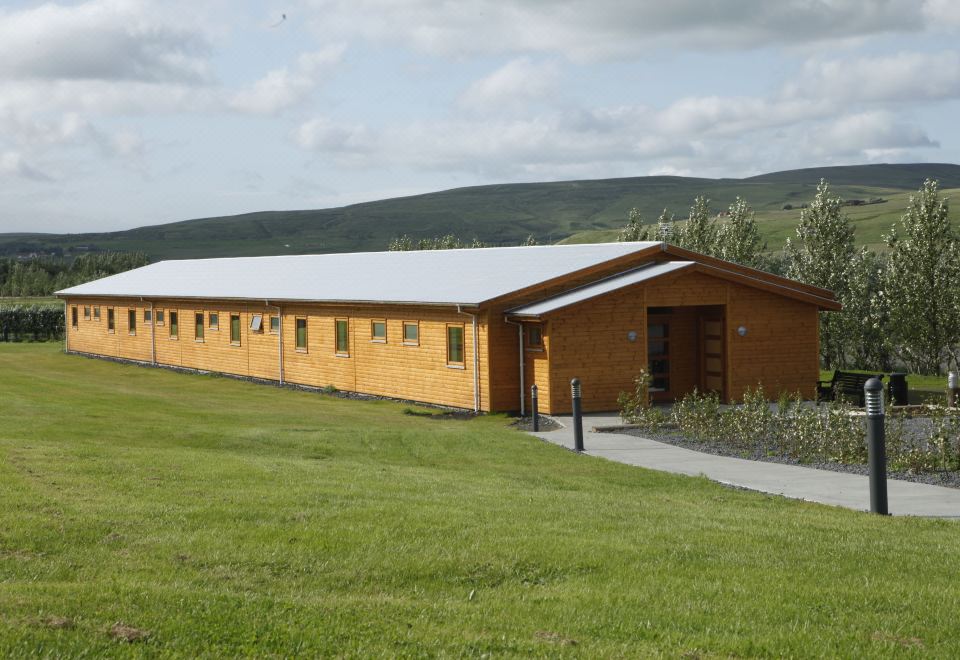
[817,371,882,407]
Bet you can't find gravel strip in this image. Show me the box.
[607,426,960,490]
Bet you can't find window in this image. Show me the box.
[295,318,307,351]
[209,312,219,330]
[335,319,349,355]
[144,309,152,324]
[402,321,419,345]
[71,306,78,328]
[93,306,101,321]
[83,306,91,320]
[269,316,280,334]
[447,324,465,366]
[526,324,543,349]
[195,313,204,341]
[155,309,164,326]
[371,319,386,342]
[169,311,178,339]
[230,314,241,345]
[128,309,137,335]
[250,314,262,332]
[107,308,115,333]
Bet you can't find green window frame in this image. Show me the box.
[335,318,349,355]
[295,317,307,351]
[195,313,204,341]
[128,309,137,335]
[447,324,465,366]
[107,308,115,333]
[230,314,241,345]
[371,319,386,342]
[402,321,419,345]
[169,311,178,339]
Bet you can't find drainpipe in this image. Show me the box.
[504,317,525,416]
[267,300,283,385]
[141,297,155,365]
[457,305,481,413]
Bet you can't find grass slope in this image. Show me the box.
[3,163,960,260]
[2,343,960,656]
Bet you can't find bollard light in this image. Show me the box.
[571,378,584,452]
[531,384,539,433]
[864,377,889,515]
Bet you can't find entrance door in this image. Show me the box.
[647,316,670,401]
[700,316,724,398]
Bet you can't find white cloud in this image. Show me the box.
[0,0,211,83]
[458,58,560,111]
[230,45,346,115]
[0,151,54,182]
[787,51,960,104]
[305,0,932,60]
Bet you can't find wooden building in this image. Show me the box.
[57,242,840,414]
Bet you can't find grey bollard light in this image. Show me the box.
[864,377,889,515]
[531,384,539,432]
[571,378,584,452]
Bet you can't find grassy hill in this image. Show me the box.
[4,163,960,260]
[4,342,960,655]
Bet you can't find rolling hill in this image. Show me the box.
[3,163,960,260]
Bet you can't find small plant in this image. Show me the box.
[618,371,667,431]
[671,388,721,441]
[321,384,338,395]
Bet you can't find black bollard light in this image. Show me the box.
[571,378,584,452]
[864,377,889,515]
[531,384,539,432]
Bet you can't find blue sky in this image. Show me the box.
[1,0,959,233]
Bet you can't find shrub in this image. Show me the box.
[618,371,667,431]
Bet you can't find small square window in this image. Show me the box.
[403,321,419,345]
[155,309,164,325]
[93,306,101,321]
[209,312,219,330]
[270,316,280,334]
[371,320,386,342]
[526,324,543,348]
[144,309,152,324]
[250,314,263,332]
[83,306,91,320]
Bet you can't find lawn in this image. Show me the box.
[3,344,960,657]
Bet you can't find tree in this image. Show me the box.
[673,195,718,255]
[617,208,654,241]
[784,179,858,368]
[387,234,487,251]
[884,179,960,374]
[717,197,766,269]
[522,234,538,246]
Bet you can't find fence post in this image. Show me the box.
[571,378,584,452]
[531,384,539,432]
[864,377,889,515]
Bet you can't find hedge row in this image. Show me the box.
[0,304,65,342]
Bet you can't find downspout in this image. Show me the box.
[141,297,155,365]
[267,300,283,385]
[457,305,480,413]
[504,318,525,416]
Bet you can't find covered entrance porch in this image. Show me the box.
[646,304,726,403]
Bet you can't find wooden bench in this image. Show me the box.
[817,371,882,407]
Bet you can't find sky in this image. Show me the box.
[1,0,960,234]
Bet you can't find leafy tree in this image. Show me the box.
[717,197,766,269]
[387,234,487,251]
[883,179,960,374]
[673,196,719,255]
[784,180,858,368]
[522,235,538,246]
[617,208,654,242]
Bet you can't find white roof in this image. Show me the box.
[56,242,661,306]
[507,261,695,317]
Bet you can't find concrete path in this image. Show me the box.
[531,413,960,518]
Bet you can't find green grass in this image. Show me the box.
[3,163,959,260]
[0,297,59,307]
[3,343,960,656]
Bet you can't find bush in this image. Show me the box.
[0,304,64,341]
[618,371,667,431]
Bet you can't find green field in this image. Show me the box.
[3,343,960,656]
[3,163,959,261]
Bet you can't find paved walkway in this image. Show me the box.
[531,414,960,518]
